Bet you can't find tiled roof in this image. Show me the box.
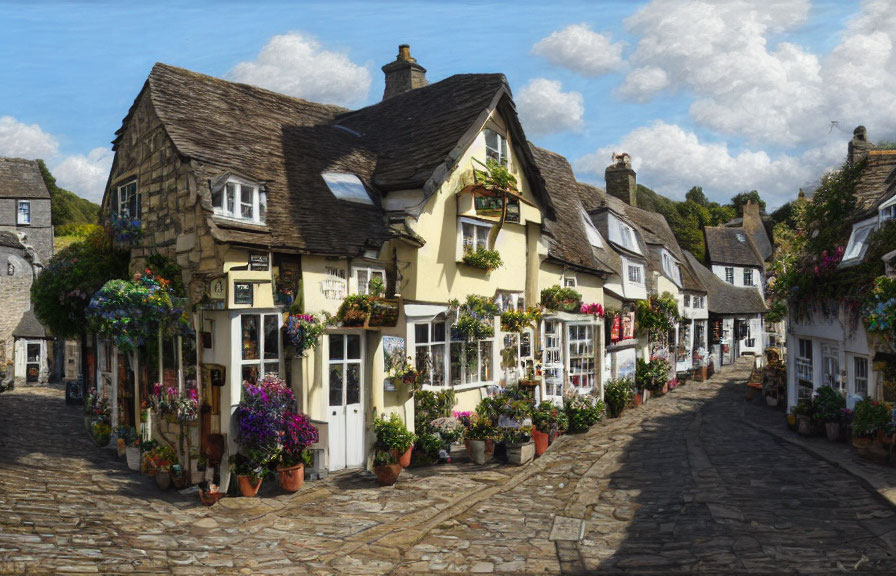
[855,151,896,216]
[705,226,764,268]
[0,158,50,199]
[12,309,48,339]
[683,250,766,315]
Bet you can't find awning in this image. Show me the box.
[404,303,448,321]
[546,311,603,324]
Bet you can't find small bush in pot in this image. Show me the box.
[372,450,401,486]
[604,377,634,418]
[564,394,605,433]
[374,413,415,466]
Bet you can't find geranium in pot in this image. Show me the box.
[532,401,569,455]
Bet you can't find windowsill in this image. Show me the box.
[212,215,269,232]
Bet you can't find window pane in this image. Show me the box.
[450,342,463,386]
[476,225,488,250]
[329,364,343,406]
[346,334,361,359]
[346,364,361,404]
[241,315,259,360]
[226,183,236,213]
[430,344,445,386]
[415,323,429,344]
[357,270,369,295]
[462,223,474,251]
[264,362,279,378]
[329,335,344,360]
[212,187,223,209]
[240,185,254,218]
[242,364,259,386]
[464,343,477,383]
[433,322,446,343]
[258,191,266,222]
[263,315,279,359]
[479,340,492,382]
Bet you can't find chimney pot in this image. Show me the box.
[398,44,412,61]
[605,153,637,208]
[382,43,428,100]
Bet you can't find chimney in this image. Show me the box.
[382,44,428,101]
[848,125,872,164]
[605,152,637,207]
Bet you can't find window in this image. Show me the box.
[322,172,373,205]
[627,264,643,284]
[693,295,705,309]
[329,334,362,407]
[684,294,691,307]
[582,209,604,248]
[240,313,281,386]
[735,233,746,243]
[415,321,446,387]
[495,291,524,312]
[567,324,595,392]
[796,338,813,383]
[352,266,385,296]
[843,222,876,262]
[608,214,641,254]
[563,275,577,288]
[661,251,681,284]
[725,267,734,284]
[854,357,868,397]
[881,199,895,222]
[484,129,508,166]
[450,332,493,387]
[115,180,140,218]
[542,320,563,398]
[16,200,30,225]
[212,178,266,223]
[743,269,753,286]
[460,218,491,254]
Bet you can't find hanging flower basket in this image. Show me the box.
[283,313,325,356]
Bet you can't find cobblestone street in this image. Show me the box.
[2,360,896,575]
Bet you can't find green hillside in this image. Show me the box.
[37,159,100,233]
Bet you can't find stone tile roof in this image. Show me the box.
[705,226,764,268]
[683,250,766,315]
[530,146,615,276]
[0,158,50,199]
[12,309,48,340]
[855,151,896,216]
[0,231,24,249]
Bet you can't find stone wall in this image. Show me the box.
[0,198,54,264]
[0,249,33,367]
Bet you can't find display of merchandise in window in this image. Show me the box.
[567,324,595,392]
[240,313,281,385]
[415,322,446,387]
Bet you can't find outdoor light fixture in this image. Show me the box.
[7,262,14,276]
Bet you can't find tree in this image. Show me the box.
[36,159,100,230]
[731,190,766,216]
[685,186,708,206]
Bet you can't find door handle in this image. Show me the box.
[353,409,358,413]
[332,411,337,416]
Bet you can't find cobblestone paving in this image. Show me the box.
[2,360,895,575]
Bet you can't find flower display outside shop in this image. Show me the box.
[532,401,569,435]
[563,394,604,433]
[636,292,680,341]
[280,411,319,468]
[150,383,199,422]
[234,375,295,473]
[283,313,325,357]
[87,269,188,352]
[579,302,605,317]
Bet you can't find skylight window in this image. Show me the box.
[843,221,876,262]
[735,233,746,243]
[322,172,372,205]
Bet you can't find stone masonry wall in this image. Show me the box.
[0,198,53,264]
[0,250,33,366]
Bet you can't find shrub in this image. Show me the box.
[532,401,569,434]
[373,413,415,453]
[813,386,845,424]
[852,398,892,437]
[414,432,443,462]
[564,395,604,433]
[414,389,456,435]
[540,285,582,312]
[605,378,634,418]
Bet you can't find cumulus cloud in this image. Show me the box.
[0,116,59,159]
[228,32,371,107]
[52,147,115,204]
[532,24,624,76]
[574,121,843,209]
[618,66,669,100]
[516,79,584,136]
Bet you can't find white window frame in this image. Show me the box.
[563,274,577,288]
[16,200,31,225]
[567,323,595,394]
[684,294,691,307]
[450,333,494,389]
[459,217,492,256]
[854,356,868,397]
[880,197,896,223]
[484,128,509,167]
[725,267,734,284]
[743,269,753,286]
[542,319,564,399]
[414,321,447,388]
[796,338,813,383]
[238,312,281,386]
[627,263,643,285]
[843,217,877,263]
[693,295,705,309]
[116,180,140,218]
[495,291,524,313]
[212,177,266,224]
[608,213,641,254]
[661,250,682,285]
[351,266,386,296]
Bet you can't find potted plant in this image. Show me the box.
[414,432,443,465]
[430,417,464,451]
[814,386,846,442]
[540,285,582,313]
[282,313,325,357]
[198,480,224,506]
[604,377,634,419]
[277,411,318,492]
[229,453,266,497]
[564,394,605,433]
[147,444,177,489]
[336,294,371,327]
[852,398,891,448]
[372,450,401,486]
[792,400,815,436]
[462,246,503,272]
[465,417,497,465]
[502,427,535,465]
[373,413,415,469]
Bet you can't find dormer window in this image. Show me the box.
[608,213,641,254]
[661,250,682,285]
[212,178,265,223]
[484,129,508,166]
[735,233,746,243]
[627,263,643,285]
[582,209,604,248]
[322,172,373,205]
[881,198,895,222]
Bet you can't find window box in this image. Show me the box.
[462,246,503,271]
[540,285,582,313]
[366,298,399,328]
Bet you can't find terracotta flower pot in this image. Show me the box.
[531,429,549,457]
[155,471,171,490]
[277,463,304,493]
[633,393,642,408]
[374,463,402,486]
[393,446,413,468]
[237,475,263,497]
[484,439,495,457]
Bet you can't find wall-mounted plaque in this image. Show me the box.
[249,251,269,271]
[234,282,253,305]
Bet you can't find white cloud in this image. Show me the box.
[52,147,114,204]
[516,78,584,136]
[574,121,843,209]
[532,24,624,76]
[0,116,59,159]
[618,66,669,100]
[228,32,371,107]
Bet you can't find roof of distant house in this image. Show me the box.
[682,250,766,315]
[705,226,765,268]
[0,158,50,199]
[12,309,49,340]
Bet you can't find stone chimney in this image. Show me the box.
[848,125,872,164]
[382,44,428,100]
[742,199,760,221]
[605,152,637,207]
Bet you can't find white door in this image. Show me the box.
[542,320,564,404]
[567,323,595,394]
[327,334,364,471]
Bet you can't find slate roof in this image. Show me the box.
[683,250,766,315]
[530,147,615,276]
[12,309,49,340]
[855,151,896,216]
[0,231,24,249]
[0,158,50,199]
[705,226,764,268]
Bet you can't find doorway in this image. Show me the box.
[327,333,365,471]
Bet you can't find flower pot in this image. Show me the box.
[117,442,127,457]
[155,471,171,490]
[464,438,472,458]
[662,384,669,394]
[237,475,263,497]
[786,414,797,431]
[633,393,642,407]
[766,395,779,407]
[797,415,812,436]
[531,429,549,457]
[199,490,224,506]
[506,441,535,466]
[825,422,840,442]
[277,463,305,493]
[125,446,141,471]
[469,439,489,465]
[484,439,495,458]
[373,463,402,486]
[393,446,413,469]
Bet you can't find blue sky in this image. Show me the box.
[1,0,894,209]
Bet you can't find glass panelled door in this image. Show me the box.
[328,334,364,471]
[567,324,595,393]
[543,320,564,404]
